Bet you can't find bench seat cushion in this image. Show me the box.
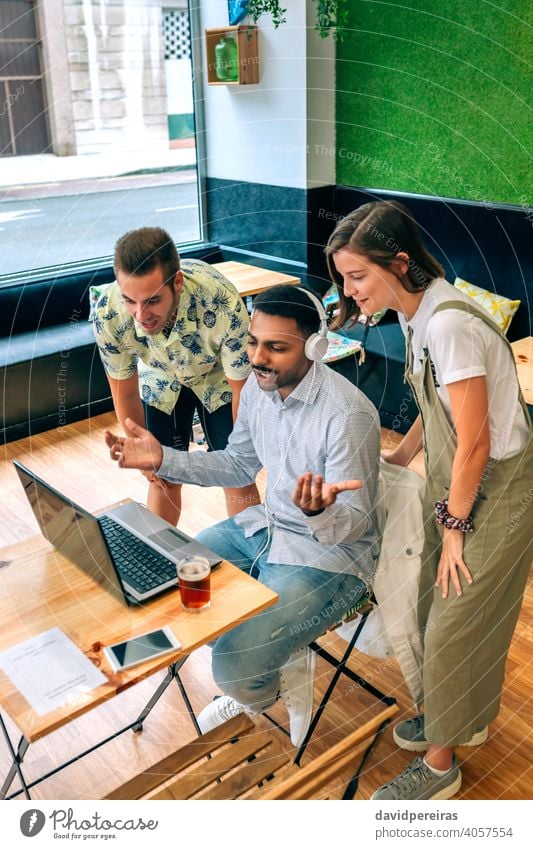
[1,323,111,443]
[0,320,96,369]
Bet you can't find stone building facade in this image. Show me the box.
[37,0,188,156]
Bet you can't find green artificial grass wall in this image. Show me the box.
[336,0,532,206]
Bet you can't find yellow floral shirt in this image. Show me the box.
[93,258,251,414]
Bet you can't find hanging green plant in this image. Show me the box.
[243,0,347,39]
[245,1,287,29]
[312,0,348,41]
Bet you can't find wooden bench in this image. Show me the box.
[105,703,398,801]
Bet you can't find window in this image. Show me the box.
[0,0,203,278]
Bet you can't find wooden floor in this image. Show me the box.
[0,413,531,800]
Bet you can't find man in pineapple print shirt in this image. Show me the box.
[93,226,259,524]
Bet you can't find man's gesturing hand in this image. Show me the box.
[104,418,163,472]
[292,472,362,516]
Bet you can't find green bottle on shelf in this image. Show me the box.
[214,34,239,82]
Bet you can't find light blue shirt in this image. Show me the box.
[159,361,381,585]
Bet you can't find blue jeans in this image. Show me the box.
[196,518,367,713]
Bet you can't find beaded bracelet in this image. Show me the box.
[434,498,474,533]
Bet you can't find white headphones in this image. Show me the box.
[298,288,329,362]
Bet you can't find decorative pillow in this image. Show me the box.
[88,282,112,320]
[322,287,387,326]
[322,330,361,364]
[322,287,340,314]
[454,277,520,334]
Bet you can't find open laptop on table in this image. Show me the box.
[13,460,222,606]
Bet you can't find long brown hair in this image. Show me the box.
[325,200,444,327]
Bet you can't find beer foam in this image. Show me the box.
[181,563,204,577]
[178,557,210,579]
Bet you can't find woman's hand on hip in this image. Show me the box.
[436,528,473,598]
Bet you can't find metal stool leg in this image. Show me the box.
[0,714,30,800]
[174,672,202,736]
[294,611,370,765]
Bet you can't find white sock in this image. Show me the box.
[423,757,451,776]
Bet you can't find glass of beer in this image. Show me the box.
[177,556,211,611]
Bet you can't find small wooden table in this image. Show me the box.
[213,260,300,297]
[0,532,278,799]
[511,336,533,406]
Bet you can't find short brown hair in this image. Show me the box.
[114,226,180,286]
[325,200,444,327]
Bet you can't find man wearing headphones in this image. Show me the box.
[105,285,380,747]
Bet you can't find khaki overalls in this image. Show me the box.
[405,299,533,746]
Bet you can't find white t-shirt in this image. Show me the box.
[398,278,529,460]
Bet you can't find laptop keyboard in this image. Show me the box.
[99,515,177,594]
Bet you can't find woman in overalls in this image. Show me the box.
[326,199,532,800]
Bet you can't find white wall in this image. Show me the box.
[199,0,326,190]
[306,14,336,188]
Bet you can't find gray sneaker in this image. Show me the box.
[393,714,488,752]
[371,755,462,800]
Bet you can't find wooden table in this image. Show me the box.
[0,532,278,798]
[512,336,533,406]
[212,260,300,297]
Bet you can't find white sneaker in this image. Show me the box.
[197,695,247,734]
[279,647,316,747]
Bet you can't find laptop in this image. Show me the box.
[14,460,222,606]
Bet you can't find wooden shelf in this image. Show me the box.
[205,25,259,86]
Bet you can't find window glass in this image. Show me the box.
[0,0,201,277]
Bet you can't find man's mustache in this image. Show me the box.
[252,366,278,375]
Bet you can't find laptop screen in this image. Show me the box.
[14,461,128,605]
